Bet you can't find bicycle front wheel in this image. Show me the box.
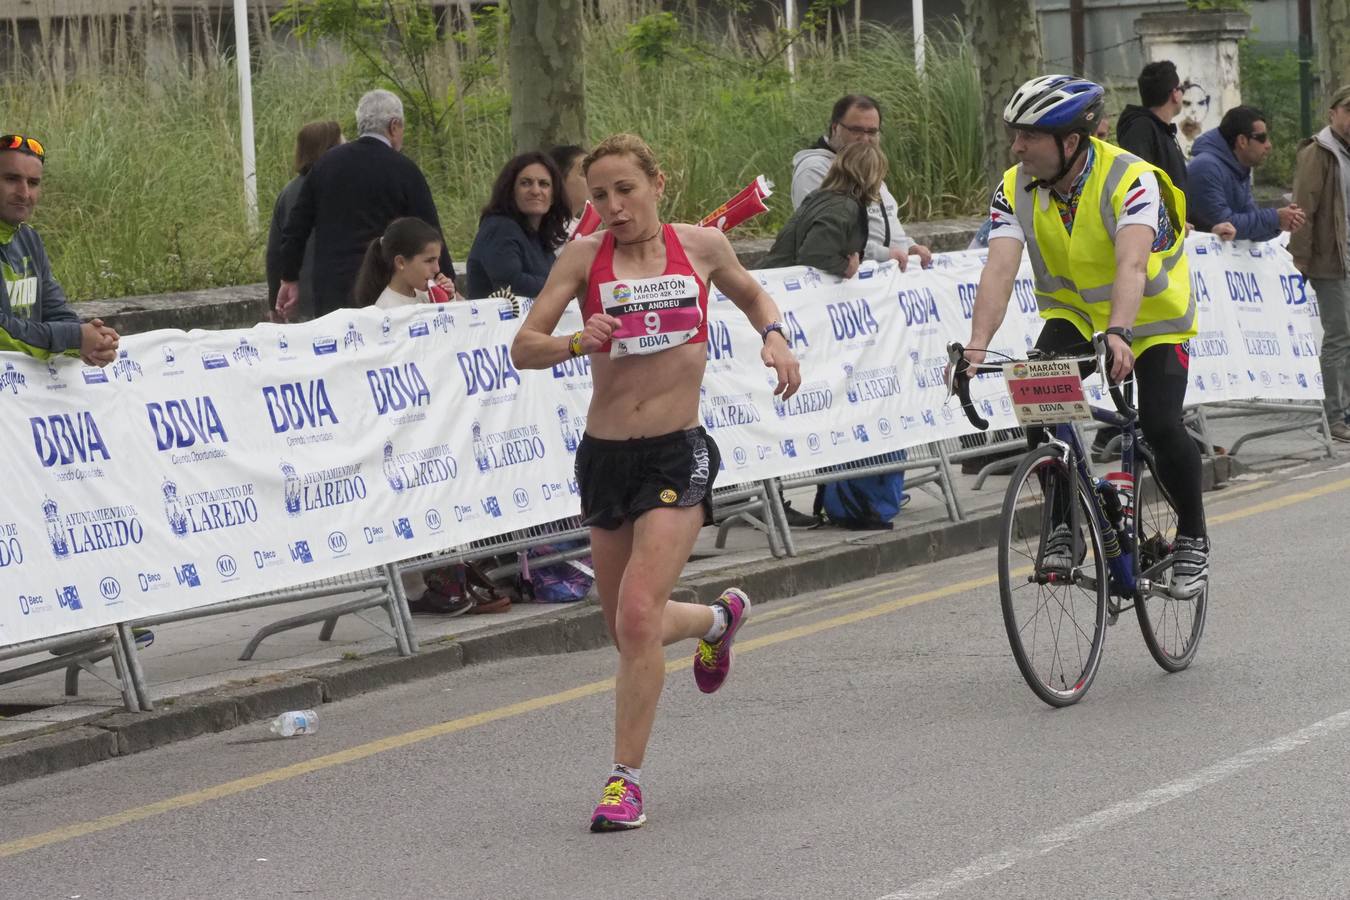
[999,445,1110,707]
[1133,445,1208,672]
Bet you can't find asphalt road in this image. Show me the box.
[3,461,1350,900]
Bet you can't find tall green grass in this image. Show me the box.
[2,18,985,301]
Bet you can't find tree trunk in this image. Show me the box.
[509,0,587,153]
[964,0,1042,185]
[1318,0,1350,99]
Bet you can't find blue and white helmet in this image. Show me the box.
[1003,75,1105,135]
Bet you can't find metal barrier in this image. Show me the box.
[115,567,408,711]
[1190,400,1334,459]
[775,443,962,556]
[0,628,138,712]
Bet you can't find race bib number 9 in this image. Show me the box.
[602,275,703,358]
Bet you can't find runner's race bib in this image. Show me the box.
[601,275,703,358]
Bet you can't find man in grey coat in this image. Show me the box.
[790,94,931,271]
[0,133,117,365]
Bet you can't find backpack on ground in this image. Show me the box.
[517,541,595,603]
[812,450,908,530]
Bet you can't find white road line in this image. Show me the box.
[877,708,1350,900]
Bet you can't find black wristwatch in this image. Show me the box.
[761,322,790,346]
[1106,326,1134,345]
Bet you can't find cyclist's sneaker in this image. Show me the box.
[1040,523,1076,574]
[1170,535,1210,599]
[589,777,645,832]
[694,588,750,694]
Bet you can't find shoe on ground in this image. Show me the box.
[781,501,820,529]
[1040,523,1076,574]
[694,588,750,694]
[1169,535,1209,599]
[466,593,511,614]
[589,777,645,832]
[406,584,474,616]
[1330,422,1350,443]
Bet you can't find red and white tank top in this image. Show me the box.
[581,225,709,358]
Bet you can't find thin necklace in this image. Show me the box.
[615,225,662,246]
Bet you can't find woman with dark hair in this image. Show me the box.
[465,151,571,299]
[352,216,453,309]
[265,120,342,320]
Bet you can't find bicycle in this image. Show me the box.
[947,333,1208,707]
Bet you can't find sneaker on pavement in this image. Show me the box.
[589,777,645,832]
[781,501,820,529]
[1040,523,1076,575]
[694,588,750,694]
[1330,422,1350,443]
[1170,535,1209,599]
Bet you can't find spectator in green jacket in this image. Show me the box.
[0,133,117,365]
[761,141,888,278]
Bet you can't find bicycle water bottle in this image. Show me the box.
[1105,471,1135,551]
[269,710,318,737]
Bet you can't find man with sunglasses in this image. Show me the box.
[1187,105,1306,240]
[790,94,932,273]
[0,134,117,366]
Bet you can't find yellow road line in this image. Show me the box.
[4,472,1348,860]
[1209,476,1350,524]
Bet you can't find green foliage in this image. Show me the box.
[1185,0,1249,10]
[1240,40,1301,186]
[5,12,985,301]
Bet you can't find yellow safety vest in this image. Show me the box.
[1001,137,1197,355]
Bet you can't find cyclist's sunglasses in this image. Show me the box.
[0,134,45,159]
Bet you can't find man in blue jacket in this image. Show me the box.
[1187,106,1305,240]
[0,134,117,365]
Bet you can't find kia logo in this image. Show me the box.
[99,576,121,600]
[328,531,349,553]
[425,508,443,530]
[513,488,529,509]
[216,555,237,578]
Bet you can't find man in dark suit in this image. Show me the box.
[275,90,455,319]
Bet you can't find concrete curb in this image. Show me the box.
[0,454,1242,786]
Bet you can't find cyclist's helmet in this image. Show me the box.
[1003,75,1105,136]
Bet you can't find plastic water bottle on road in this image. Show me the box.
[269,710,318,737]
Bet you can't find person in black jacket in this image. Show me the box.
[1116,60,1188,192]
[275,90,455,320]
[265,120,341,321]
[465,151,570,299]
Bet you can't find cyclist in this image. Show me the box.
[957,75,1208,600]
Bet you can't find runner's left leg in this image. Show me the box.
[610,504,712,768]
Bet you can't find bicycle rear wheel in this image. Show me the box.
[1133,446,1207,671]
[999,445,1109,707]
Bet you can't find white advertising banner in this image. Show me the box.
[0,236,1322,647]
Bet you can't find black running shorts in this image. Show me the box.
[575,427,721,530]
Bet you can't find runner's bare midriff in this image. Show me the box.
[583,342,706,439]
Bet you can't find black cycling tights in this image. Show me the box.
[1034,319,1206,538]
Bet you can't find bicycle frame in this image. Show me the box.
[947,333,1145,600]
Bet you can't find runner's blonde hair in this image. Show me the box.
[583,133,664,181]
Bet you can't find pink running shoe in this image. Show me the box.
[694,588,750,694]
[589,777,645,832]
